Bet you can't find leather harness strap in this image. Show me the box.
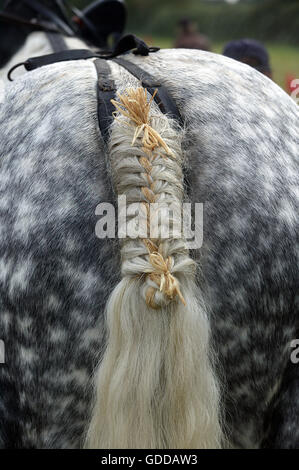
[94,57,183,144]
[9,49,99,76]
[94,59,117,144]
[112,57,183,127]
[46,32,68,53]
[7,35,183,144]
[8,34,159,78]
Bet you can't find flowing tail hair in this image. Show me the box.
[85,86,222,448]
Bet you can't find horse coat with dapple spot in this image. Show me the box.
[0,38,298,448]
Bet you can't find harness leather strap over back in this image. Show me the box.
[7,34,183,144]
[113,57,183,127]
[14,49,99,74]
[94,58,116,143]
[46,32,68,53]
[8,34,160,79]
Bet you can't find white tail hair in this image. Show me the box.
[85,87,222,448]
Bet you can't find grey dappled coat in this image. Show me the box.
[0,48,298,448]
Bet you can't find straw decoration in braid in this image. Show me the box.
[111,87,186,308]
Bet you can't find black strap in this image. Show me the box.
[113,57,183,126]
[46,32,68,53]
[94,59,116,144]
[7,34,160,81]
[25,48,97,70]
[8,49,98,80]
[6,31,182,140]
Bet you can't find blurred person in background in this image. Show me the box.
[174,17,211,52]
[223,38,272,79]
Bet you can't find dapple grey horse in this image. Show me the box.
[0,28,298,448]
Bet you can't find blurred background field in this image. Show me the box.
[72,0,299,93]
[148,39,299,91]
[73,0,299,45]
[0,1,297,90]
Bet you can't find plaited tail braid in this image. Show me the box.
[85,87,222,449]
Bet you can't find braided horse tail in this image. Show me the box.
[85,86,222,449]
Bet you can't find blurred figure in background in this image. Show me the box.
[223,38,272,79]
[174,17,211,52]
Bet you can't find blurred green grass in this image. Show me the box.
[145,37,299,92]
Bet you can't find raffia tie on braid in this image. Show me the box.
[143,239,186,308]
[111,88,174,158]
[111,87,186,308]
